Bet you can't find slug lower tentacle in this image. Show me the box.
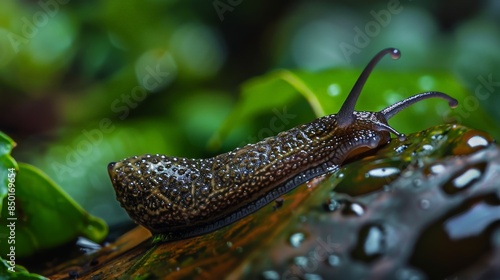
[108,48,458,239]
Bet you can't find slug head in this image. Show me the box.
[333,48,458,162]
[329,111,393,164]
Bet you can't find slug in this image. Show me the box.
[108,48,458,239]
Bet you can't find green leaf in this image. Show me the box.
[210,68,500,147]
[0,131,18,210]
[0,161,108,258]
[0,259,47,279]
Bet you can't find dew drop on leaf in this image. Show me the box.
[412,178,423,188]
[395,267,425,280]
[293,256,308,267]
[351,223,387,262]
[428,163,446,175]
[323,199,340,212]
[394,144,408,154]
[342,202,365,217]
[430,133,444,141]
[262,270,279,280]
[467,135,489,148]
[289,232,306,248]
[419,199,431,210]
[304,273,323,280]
[327,254,341,267]
[442,163,486,195]
[366,167,400,178]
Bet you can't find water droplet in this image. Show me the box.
[453,130,494,155]
[419,199,430,210]
[394,145,408,153]
[326,165,338,173]
[327,254,341,267]
[323,199,340,212]
[293,256,308,267]
[467,135,489,148]
[430,133,444,141]
[421,144,433,152]
[366,167,400,178]
[262,270,279,280]
[351,223,387,262]
[226,241,233,248]
[453,169,481,188]
[327,83,341,97]
[343,202,365,216]
[304,274,323,280]
[401,170,413,178]
[442,163,486,195]
[336,161,403,196]
[290,232,306,248]
[429,164,445,175]
[395,267,425,280]
[412,178,422,188]
[418,75,435,91]
[200,186,210,195]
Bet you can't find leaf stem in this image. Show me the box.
[275,70,325,117]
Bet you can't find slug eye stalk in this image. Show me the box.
[336,47,457,141]
[337,48,401,128]
[380,91,458,120]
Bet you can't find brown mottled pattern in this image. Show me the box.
[108,112,391,234]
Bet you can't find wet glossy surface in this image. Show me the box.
[409,193,500,279]
[45,125,499,279]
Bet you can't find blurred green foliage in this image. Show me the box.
[211,68,498,150]
[0,131,18,204]
[0,163,108,258]
[0,0,499,231]
[1,258,46,279]
[0,132,107,261]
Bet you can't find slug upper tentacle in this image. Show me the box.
[108,48,458,239]
[337,48,401,128]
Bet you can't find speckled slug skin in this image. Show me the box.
[108,113,390,235]
[107,48,458,239]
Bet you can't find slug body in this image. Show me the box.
[108,48,458,238]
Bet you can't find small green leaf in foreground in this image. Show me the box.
[0,163,108,258]
[0,258,47,279]
[0,131,18,209]
[1,131,108,264]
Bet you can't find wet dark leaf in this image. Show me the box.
[45,124,500,279]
